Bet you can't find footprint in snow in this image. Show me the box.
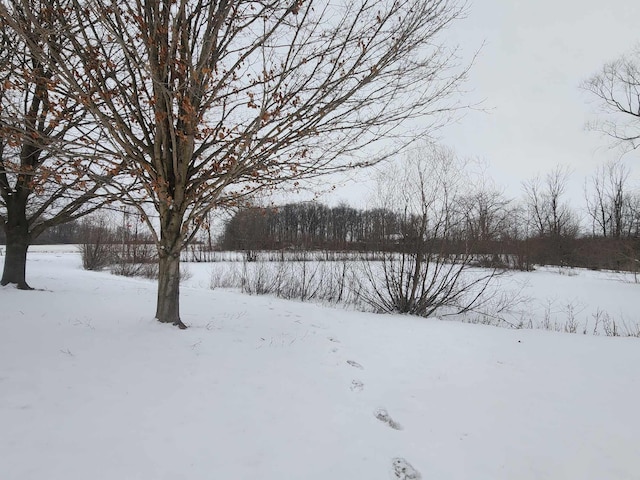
[391,458,421,480]
[375,408,403,430]
[350,379,364,392]
[346,360,363,369]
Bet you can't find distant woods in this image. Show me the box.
[219,198,640,272]
[0,222,79,245]
[221,203,402,252]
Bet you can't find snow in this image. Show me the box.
[492,266,640,334]
[1,251,640,479]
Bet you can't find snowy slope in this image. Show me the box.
[1,252,639,479]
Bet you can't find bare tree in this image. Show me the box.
[522,166,577,239]
[583,47,640,150]
[522,166,579,266]
[0,2,118,289]
[2,0,470,327]
[459,163,510,244]
[623,192,640,238]
[584,159,630,238]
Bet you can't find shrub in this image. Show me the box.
[78,217,116,270]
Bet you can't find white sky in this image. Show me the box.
[327,0,640,207]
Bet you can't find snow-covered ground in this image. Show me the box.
[1,251,640,479]
[493,266,640,335]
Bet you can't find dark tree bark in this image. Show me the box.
[154,209,187,328]
[1,141,37,290]
[156,251,186,329]
[1,192,32,289]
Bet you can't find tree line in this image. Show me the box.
[220,161,640,273]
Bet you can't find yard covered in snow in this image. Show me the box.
[1,249,639,479]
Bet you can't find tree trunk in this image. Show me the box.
[155,250,187,329]
[1,196,32,290]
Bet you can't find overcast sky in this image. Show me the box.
[328,0,640,207]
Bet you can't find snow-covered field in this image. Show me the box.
[2,251,640,479]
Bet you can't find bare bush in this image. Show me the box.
[78,217,116,271]
[210,264,242,290]
[240,261,286,296]
[110,240,157,278]
[358,145,503,317]
[112,260,158,279]
[210,255,361,307]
